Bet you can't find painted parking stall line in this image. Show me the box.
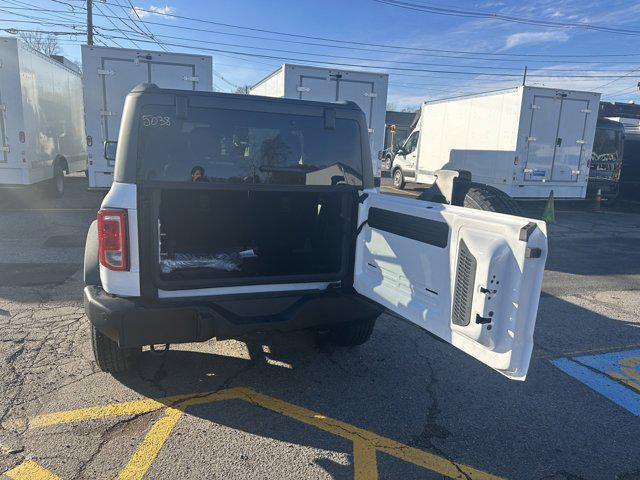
[4,387,504,480]
[551,349,640,417]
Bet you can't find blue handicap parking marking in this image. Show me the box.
[551,349,640,417]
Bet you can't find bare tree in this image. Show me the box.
[234,85,252,94]
[18,31,61,56]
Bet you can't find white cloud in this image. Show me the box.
[503,31,570,50]
[131,5,175,19]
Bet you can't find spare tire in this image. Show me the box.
[460,182,523,216]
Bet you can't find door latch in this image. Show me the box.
[475,314,492,325]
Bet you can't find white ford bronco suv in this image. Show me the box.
[84,84,547,380]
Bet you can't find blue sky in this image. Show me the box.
[2,0,640,109]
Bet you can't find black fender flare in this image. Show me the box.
[84,220,101,286]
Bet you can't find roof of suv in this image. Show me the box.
[128,82,365,112]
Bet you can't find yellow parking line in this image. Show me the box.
[4,461,62,480]
[233,388,502,480]
[22,386,503,480]
[117,408,184,480]
[28,393,194,428]
[353,440,378,480]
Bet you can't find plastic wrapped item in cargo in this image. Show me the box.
[160,250,257,274]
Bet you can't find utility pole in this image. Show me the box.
[522,65,527,86]
[87,0,93,45]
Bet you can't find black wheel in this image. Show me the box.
[90,324,139,373]
[461,182,522,216]
[327,316,377,346]
[383,155,392,170]
[49,164,65,198]
[392,168,405,189]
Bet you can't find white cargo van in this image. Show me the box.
[81,45,213,189]
[0,37,86,196]
[249,64,388,177]
[391,86,601,199]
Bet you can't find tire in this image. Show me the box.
[90,324,139,373]
[461,182,523,216]
[327,316,377,346]
[48,164,65,198]
[383,156,392,170]
[392,168,405,189]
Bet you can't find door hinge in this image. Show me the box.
[572,170,581,175]
[524,168,534,174]
[100,110,116,117]
[0,60,3,68]
[97,69,114,76]
[1,145,10,152]
[576,139,586,145]
[364,92,377,98]
[0,104,6,112]
[183,75,199,82]
[531,104,541,110]
[475,314,492,325]
[296,86,310,92]
[527,136,537,142]
[368,128,374,133]
[580,109,592,114]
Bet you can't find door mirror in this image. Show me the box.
[104,141,117,161]
[396,148,405,156]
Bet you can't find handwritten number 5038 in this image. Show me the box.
[142,115,171,127]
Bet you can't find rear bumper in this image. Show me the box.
[84,285,383,348]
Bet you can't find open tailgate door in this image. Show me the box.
[354,192,547,380]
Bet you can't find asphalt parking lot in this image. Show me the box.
[1,176,640,480]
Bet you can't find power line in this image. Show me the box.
[4,5,640,60]
[119,0,169,51]
[373,0,640,37]
[85,27,640,74]
[95,34,640,79]
[95,1,141,48]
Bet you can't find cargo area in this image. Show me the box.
[157,188,357,286]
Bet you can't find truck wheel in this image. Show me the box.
[328,316,377,346]
[461,182,523,216]
[90,324,139,373]
[392,168,405,189]
[49,165,65,198]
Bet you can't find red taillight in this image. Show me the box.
[87,135,93,147]
[97,209,128,271]
[19,131,25,143]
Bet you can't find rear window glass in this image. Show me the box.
[137,105,363,186]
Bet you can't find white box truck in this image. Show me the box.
[249,64,388,177]
[0,37,87,196]
[391,86,601,199]
[82,45,213,188]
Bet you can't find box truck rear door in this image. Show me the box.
[102,59,150,154]
[298,75,337,101]
[524,95,561,182]
[552,98,590,182]
[338,80,375,151]
[354,192,547,380]
[150,62,198,90]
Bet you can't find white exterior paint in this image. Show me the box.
[99,182,140,297]
[249,64,388,176]
[82,45,213,189]
[354,191,547,380]
[0,37,86,186]
[100,180,547,379]
[393,86,601,199]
